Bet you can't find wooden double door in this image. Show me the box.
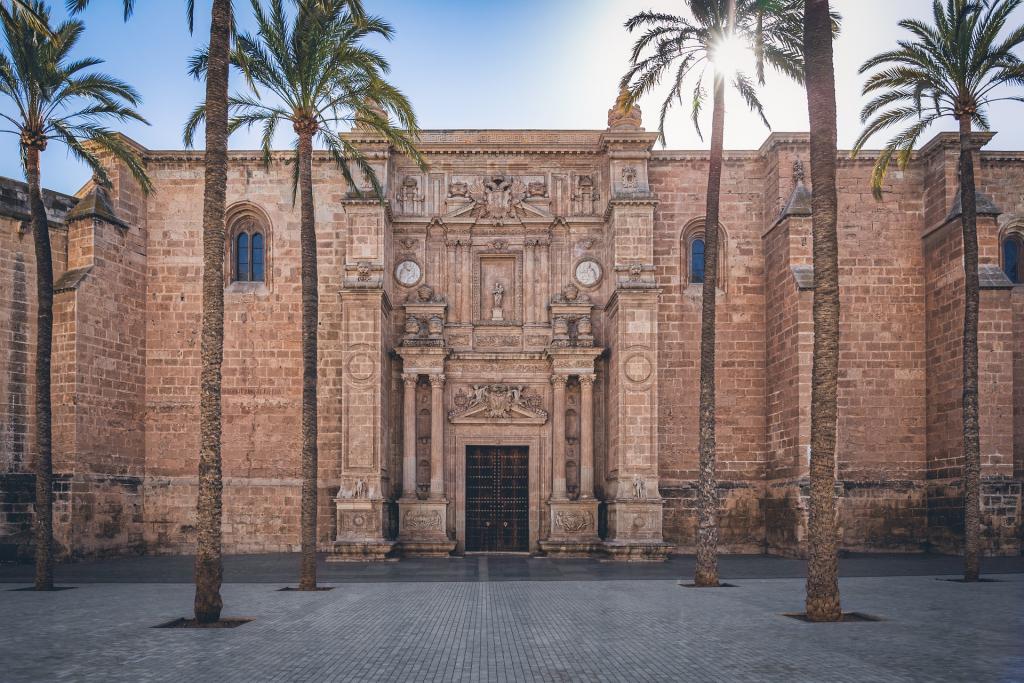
[465,446,529,552]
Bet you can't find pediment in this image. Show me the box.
[441,175,553,224]
[448,384,549,424]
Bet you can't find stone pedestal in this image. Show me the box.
[603,499,670,561]
[328,497,396,562]
[397,498,456,557]
[539,499,601,557]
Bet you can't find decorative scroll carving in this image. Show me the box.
[476,335,521,347]
[403,509,442,531]
[554,510,594,533]
[448,384,548,422]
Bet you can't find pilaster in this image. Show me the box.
[329,193,396,561]
[596,111,668,561]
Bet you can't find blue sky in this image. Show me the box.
[4,0,1024,195]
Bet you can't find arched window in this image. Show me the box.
[1003,234,1021,284]
[232,229,265,282]
[236,232,249,281]
[680,219,727,290]
[690,238,706,284]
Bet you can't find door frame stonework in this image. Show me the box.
[453,429,543,554]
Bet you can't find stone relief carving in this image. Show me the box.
[554,510,594,533]
[527,181,547,198]
[621,166,639,192]
[573,175,598,215]
[632,476,646,500]
[448,384,548,421]
[448,181,469,198]
[354,479,368,499]
[403,509,442,531]
[398,176,423,214]
[468,175,528,221]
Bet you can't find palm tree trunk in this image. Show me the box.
[694,73,724,588]
[803,0,842,622]
[297,128,319,591]
[25,145,53,592]
[194,0,231,624]
[958,115,981,582]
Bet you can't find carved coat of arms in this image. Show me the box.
[448,384,548,422]
[468,175,528,220]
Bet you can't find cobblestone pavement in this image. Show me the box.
[2,571,1022,682]
[2,551,1022,583]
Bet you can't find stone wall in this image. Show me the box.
[2,129,1021,561]
[0,179,75,560]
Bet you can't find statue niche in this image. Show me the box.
[476,253,520,324]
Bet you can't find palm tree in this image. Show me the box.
[0,0,151,591]
[622,0,804,587]
[71,0,365,621]
[852,0,1024,582]
[187,0,423,591]
[66,0,237,624]
[802,0,841,622]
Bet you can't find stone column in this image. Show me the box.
[579,374,595,499]
[429,373,446,499]
[461,244,473,322]
[550,374,568,500]
[524,240,535,324]
[402,373,418,499]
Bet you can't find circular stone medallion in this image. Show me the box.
[574,258,602,288]
[624,354,653,383]
[394,259,422,287]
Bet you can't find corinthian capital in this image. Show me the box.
[429,373,446,387]
[402,373,418,387]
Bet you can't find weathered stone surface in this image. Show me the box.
[0,115,1021,561]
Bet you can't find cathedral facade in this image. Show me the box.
[1,96,1022,562]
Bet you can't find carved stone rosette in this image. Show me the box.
[397,498,455,558]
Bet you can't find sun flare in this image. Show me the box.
[711,33,750,76]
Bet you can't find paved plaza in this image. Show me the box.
[1,555,1022,682]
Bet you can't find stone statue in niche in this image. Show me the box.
[632,476,646,500]
[491,281,505,321]
[354,479,368,499]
